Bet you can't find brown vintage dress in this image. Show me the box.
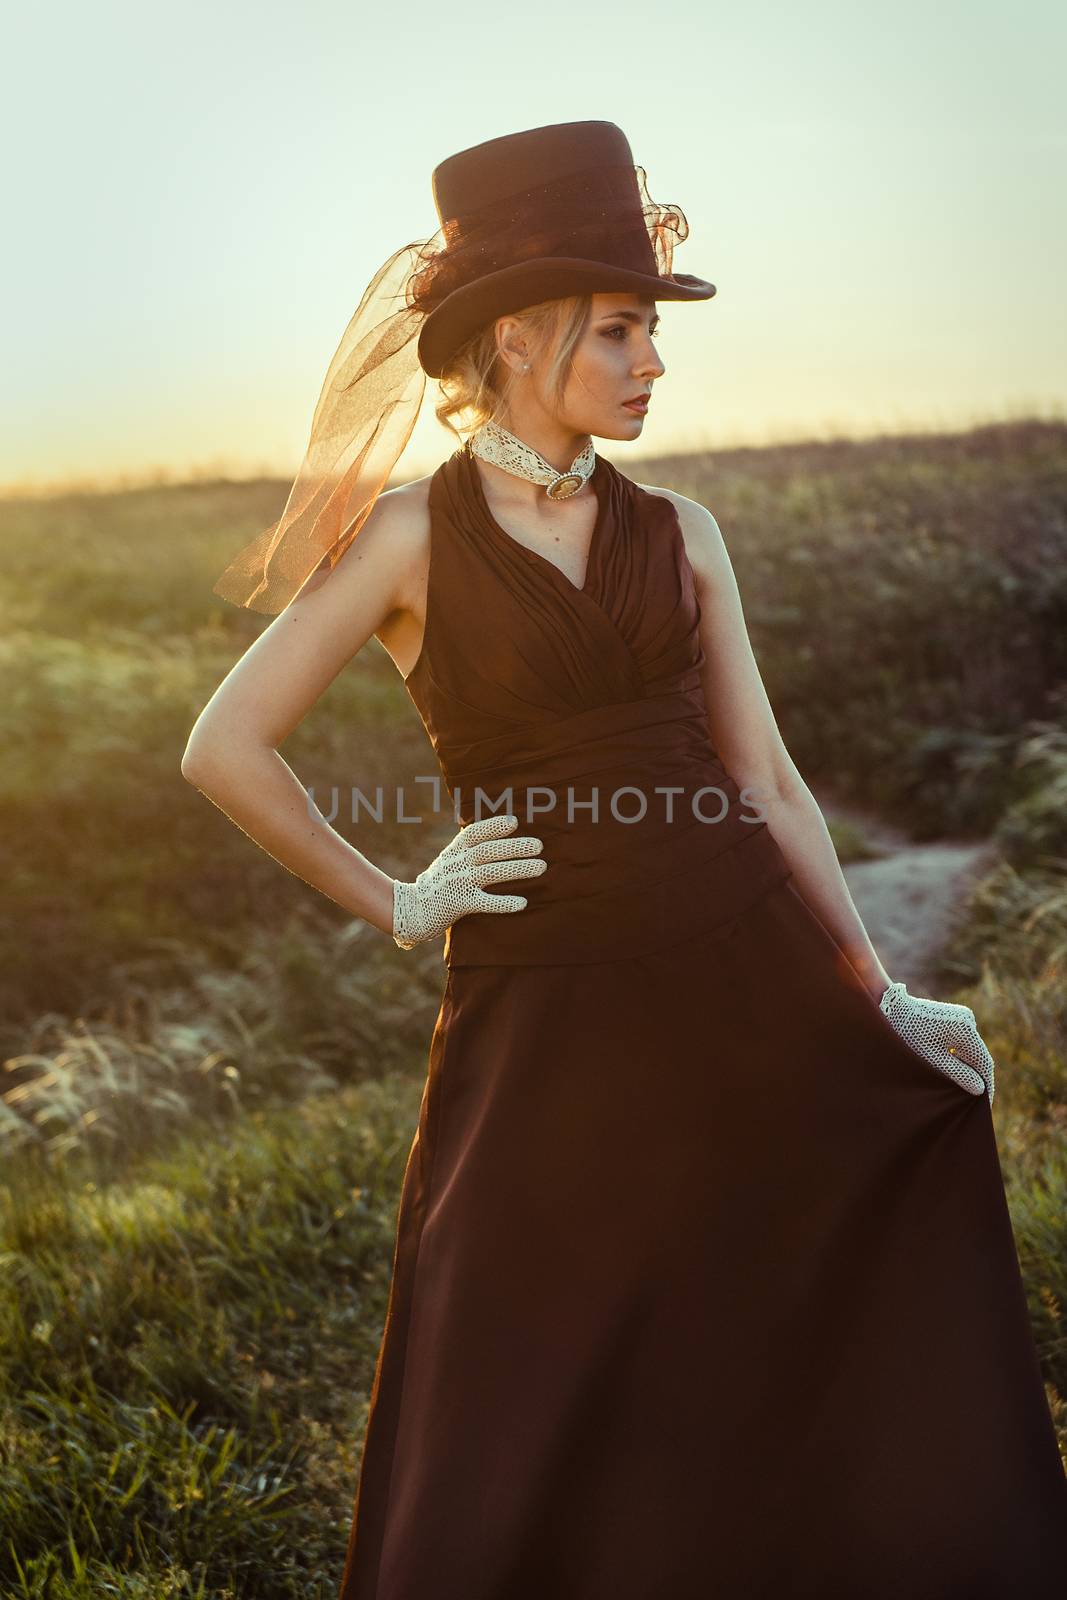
[339,441,1067,1599]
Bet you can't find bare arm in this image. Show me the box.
[644,486,892,1002]
[180,484,428,938]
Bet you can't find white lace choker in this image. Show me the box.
[468,419,596,501]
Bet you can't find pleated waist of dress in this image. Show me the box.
[437,682,794,966]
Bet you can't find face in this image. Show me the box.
[500,292,667,446]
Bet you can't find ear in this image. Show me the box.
[494,314,530,377]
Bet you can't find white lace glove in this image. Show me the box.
[392,813,547,950]
[879,980,996,1104]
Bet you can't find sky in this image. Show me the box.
[3,0,1064,493]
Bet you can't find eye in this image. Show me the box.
[603,325,660,340]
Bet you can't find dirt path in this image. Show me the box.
[809,785,998,995]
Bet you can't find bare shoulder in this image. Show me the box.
[381,473,433,617]
[634,480,729,584]
[315,470,433,616]
[380,470,433,525]
[333,472,434,677]
[276,467,435,680]
[360,471,432,575]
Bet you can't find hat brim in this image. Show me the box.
[417,257,716,378]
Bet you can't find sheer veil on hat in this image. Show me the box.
[212,120,716,616]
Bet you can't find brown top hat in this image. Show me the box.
[413,120,716,378]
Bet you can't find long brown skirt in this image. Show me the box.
[340,877,1067,1599]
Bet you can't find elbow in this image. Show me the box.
[181,726,271,790]
[181,729,224,790]
[180,745,210,789]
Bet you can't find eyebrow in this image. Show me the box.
[597,308,661,329]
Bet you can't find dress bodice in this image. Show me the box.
[404,441,791,964]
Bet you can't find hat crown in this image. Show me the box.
[431,120,635,222]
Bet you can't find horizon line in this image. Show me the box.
[2,404,1064,503]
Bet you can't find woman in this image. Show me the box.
[184,122,1067,1598]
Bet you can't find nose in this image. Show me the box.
[636,336,666,380]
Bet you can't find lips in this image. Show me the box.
[623,396,649,412]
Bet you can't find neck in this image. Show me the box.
[469,415,595,510]
[493,413,592,477]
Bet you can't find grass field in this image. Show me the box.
[2,420,1065,1594]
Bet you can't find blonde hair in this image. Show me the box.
[432,295,593,441]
